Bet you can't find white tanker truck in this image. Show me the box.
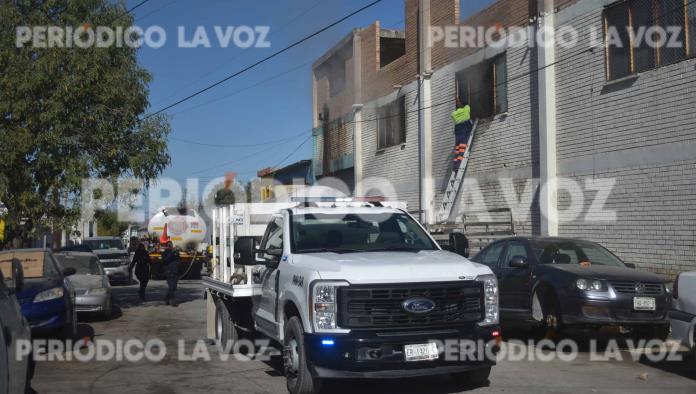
[146,206,208,279]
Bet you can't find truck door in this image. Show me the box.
[254,215,284,339]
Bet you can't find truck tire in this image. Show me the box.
[215,298,237,353]
[283,316,320,394]
[451,366,491,387]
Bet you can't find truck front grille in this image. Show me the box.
[337,281,483,329]
[609,281,663,295]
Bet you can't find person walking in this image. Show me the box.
[451,98,473,171]
[128,243,151,301]
[161,241,181,306]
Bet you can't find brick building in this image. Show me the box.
[311,0,696,275]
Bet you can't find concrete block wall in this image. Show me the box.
[360,83,421,211]
[430,31,540,237]
[554,3,696,275]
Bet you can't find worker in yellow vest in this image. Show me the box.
[451,99,473,170]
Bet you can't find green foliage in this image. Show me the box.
[0,1,171,246]
[94,209,129,237]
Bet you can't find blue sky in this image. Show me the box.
[133,0,494,187]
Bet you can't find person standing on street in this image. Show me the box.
[128,243,151,301]
[161,241,180,306]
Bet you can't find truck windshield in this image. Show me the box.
[292,212,438,253]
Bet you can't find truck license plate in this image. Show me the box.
[404,343,439,362]
[633,297,656,311]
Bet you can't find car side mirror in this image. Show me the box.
[624,263,636,269]
[7,259,24,294]
[233,237,258,266]
[449,233,469,259]
[62,267,77,277]
[509,256,529,269]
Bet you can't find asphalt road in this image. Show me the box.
[31,280,696,394]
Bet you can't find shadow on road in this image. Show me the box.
[639,353,696,381]
[110,280,203,309]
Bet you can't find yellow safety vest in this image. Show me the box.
[451,105,471,124]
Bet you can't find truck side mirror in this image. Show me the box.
[449,233,469,258]
[509,256,529,269]
[6,259,25,294]
[233,237,257,266]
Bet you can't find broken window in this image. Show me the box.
[604,0,693,81]
[455,53,508,119]
[377,95,406,149]
[380,36,406,68]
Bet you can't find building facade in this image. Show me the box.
[311,0,696,276]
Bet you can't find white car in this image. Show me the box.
[670,271,696,359]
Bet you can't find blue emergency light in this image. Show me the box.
[321,339,335,347]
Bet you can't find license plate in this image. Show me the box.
[404,342,439,362]
[633,297,656,311]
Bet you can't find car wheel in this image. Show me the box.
[103,296,113,320]
[283,316,320,394]
[216,298,237,353]
[62,307,77,340]
[451,366,492,387]
[533,290,563,337]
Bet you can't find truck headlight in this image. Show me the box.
[476,274,498,326]
[34,287,64,303]
[310,281,349,333]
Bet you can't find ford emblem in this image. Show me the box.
[402,297,436,314]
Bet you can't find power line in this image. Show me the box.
[111,0,152,23]
[158,0,325,101]
[145,0,385,118]
[168,130,307,148]
[271,134,313,169]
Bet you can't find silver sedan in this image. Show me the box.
[54,252,113,319]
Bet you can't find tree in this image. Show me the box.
[0,1,171,247]
[94,209,129,237]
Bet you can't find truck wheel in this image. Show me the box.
[283,316,320,394]
[216,298,237,353]
[451,366,491,387]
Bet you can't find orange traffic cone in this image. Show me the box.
[159,223,170,244]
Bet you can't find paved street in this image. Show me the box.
[29,280,695,394]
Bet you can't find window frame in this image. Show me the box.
[604,0,695,81]
[376,95,407,150]
[259,215,284,261]
[455,53,508,119]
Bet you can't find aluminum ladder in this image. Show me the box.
[436,119,478,223]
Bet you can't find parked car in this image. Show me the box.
[669,271,696,359]
[472,237,672,338]
[0,258,33,393]
[0,249,77,338]
[54,252,113,319]
[82,237,131,284]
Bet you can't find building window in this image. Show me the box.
[455,53,508,119]
[376,95,406,149]
[604,0,694,81]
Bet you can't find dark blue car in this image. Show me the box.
[0,249,77,338]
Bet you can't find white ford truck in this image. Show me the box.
[203,198,500,394]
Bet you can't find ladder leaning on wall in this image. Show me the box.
[436,119,479,224]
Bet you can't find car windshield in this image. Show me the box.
[0,251,60,279]
[83,239,125,250]
[55,254,103,275]
[530,240,625,267]
[292,212,438,253]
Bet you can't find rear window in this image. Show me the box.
[0,251,60,279]
[55,254,103,275]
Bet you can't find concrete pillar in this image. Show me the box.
[353,33,364,197]
[419,0,434,224]
[537,0,558,236]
